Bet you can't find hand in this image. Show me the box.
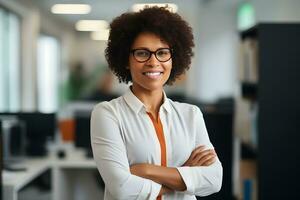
[183,145,217,167]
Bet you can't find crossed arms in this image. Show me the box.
[130,145,218,196]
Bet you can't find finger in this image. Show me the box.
[184,146,213,166]
[185,152,216,167]
[190,151,212,166]
[202,157,217,166]
[193,149,215,161]
[190,146,206,159]
[194,150,216,164]
[198,156,215,166]
[186,151,207,166]
[197,148,216,155]
[197,153,216,166]
[211,149,217,156]
[192,145,205,154]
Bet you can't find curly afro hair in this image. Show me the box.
[105,6,194,85]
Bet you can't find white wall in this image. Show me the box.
[72,33,107,74]
[0,0,40,111]
[0,0,77,111]
[253,0,300,22]
[186,0,239,103]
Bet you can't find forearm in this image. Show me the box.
[131,164,186,191]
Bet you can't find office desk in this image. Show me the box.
[3,149,104,200]
[52,149,104,200]
[3,158,50,200]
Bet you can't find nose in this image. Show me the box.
[146,53,160,67]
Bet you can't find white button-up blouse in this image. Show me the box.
[91,88,223,200]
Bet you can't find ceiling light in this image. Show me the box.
[132,3,178,13]
[91,29,110,41]
[51,4,91,14]
[75,20,109,31]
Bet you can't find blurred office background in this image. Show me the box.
[1,0,300,200]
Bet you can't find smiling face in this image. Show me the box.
[128,32,172,94]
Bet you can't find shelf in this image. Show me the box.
[241,141,257,159]
[238,23,300,200]
[241,82,257,100]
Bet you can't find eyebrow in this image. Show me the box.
[132,47,170,50]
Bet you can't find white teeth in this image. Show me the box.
[144,72,161,76]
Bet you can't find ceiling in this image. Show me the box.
[29,0,197,28]
[20,0,241,34]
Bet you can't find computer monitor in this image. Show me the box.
[0,116,26,164]
[19,113,56,141]
[74,111,92,157]
[20,113,56,156]
[0,112,57,156]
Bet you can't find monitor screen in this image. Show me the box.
[0,112,56,156]
[74,111,92,157]
[0,112,56,141]
[19,113,56,141]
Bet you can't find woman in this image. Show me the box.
[91,7,222,200]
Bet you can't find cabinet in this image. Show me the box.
[239,24,300,200]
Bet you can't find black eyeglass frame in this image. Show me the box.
[130,48,173,63]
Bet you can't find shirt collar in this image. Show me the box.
[162,91,171,114]
[123,87,171,115]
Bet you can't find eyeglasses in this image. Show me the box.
[130,48,172,63]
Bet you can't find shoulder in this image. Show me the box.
[91,97,123,119]
[168,98,203,117]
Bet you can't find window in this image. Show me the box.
[37,35,60,113]
[0,7,21,112]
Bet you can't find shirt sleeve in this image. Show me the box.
[176,106,223,196]
[91,103,161,200]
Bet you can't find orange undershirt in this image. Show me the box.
[147,113,167,200]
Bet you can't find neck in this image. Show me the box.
[130,86,164,117]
